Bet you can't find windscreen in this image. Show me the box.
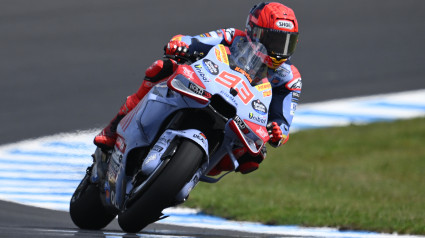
[229,37,268,86]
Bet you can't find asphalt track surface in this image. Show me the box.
[0,0,424,237]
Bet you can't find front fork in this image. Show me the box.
[138,129,209,177]
[174,134,242,203]
[130,128,209,205]
[90,148,110,184]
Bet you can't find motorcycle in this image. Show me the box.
[70,36,272,233]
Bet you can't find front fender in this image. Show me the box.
[141,129,209,177]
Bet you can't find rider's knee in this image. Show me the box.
[145,59,178,82]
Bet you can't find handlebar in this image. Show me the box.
[164,51,204,64]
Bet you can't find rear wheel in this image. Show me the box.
[118,139,204,233]
[70,169,117,230]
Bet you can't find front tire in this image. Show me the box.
[70,170,117,230]
[118,139,204,233]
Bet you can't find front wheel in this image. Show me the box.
[118,139,204,233]
[70,169,117,230]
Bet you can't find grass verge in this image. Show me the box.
[185,117,425,235]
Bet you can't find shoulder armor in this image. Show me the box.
[284,65,302,91]
[223,28,245,45]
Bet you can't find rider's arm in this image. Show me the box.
[167,28,245,55]
[268,64,302,146]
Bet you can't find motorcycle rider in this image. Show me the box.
[94,2,302,174]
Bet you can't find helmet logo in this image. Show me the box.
[276,20,294,30]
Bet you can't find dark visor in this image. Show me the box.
[254,26,299,58]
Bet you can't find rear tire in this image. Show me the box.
[70,171,117,230]
[118,139,204,233]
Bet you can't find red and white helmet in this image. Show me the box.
[246,2,299,69]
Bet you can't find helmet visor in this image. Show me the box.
[255,26,299,58]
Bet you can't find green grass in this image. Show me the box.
[184,117,425,235]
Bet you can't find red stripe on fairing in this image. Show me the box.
[243,120,270,143]
[229,120,263,156]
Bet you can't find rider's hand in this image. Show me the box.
[267,122,284,148]
[164,40,189,56]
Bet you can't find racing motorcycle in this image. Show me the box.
[70,37,272,233]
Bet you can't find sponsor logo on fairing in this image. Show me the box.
[219,45,229,64]
[263,90,272,97]
[193,133,207,147]
[234,115,247,130]
[203,59,219,75]
[189,83,205,96]
[234,67,253,83]
[249,112,267,124]
[182,67,195,80]
[255,83,272,91]
[219,90,238,106]
[256,127,268,139]
[194,64,209,82]
[188,82,211,98]
[215,45,229,65]
[251,99,268,115]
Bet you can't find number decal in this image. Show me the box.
[215,71,239,88]
[236,80,254,104]
[215,71,254,104]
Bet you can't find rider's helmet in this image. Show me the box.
[246,2,299,69]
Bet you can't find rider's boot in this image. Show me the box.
[93,94,140,150]
[93,59,178,150]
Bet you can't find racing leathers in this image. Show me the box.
[172,28,302,146]
[172,28,302,175]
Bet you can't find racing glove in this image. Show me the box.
[267,122,284,148]
[164,40,189,56]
